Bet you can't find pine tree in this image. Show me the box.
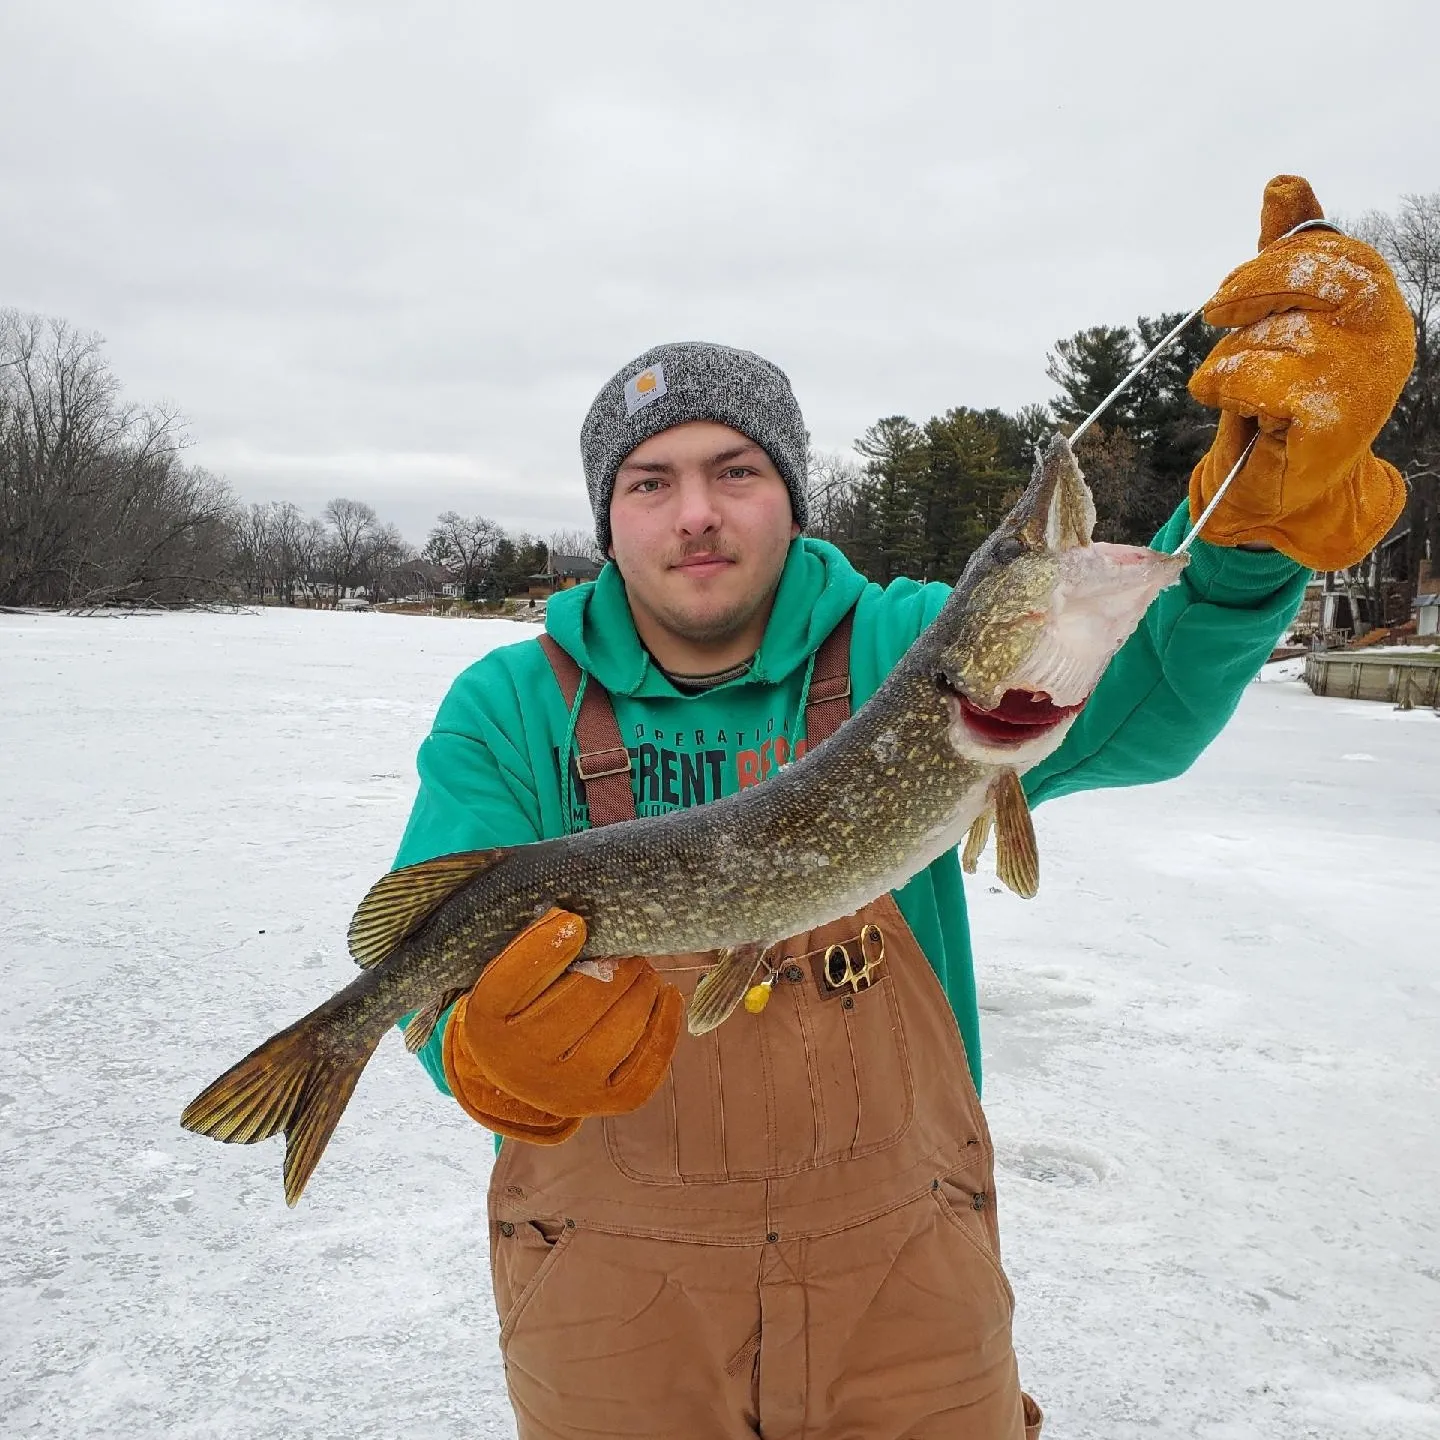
[1044,316,1222,544]
[918,409,1028,581]
[1045,327,1138,431]
[1008,404,1053,469]
[852,417,926,583]
[1127,311,1221,540]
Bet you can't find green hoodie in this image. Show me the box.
[394,505,1308,1107]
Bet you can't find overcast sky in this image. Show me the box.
[2,1,1437,546]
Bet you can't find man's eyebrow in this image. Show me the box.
[617,458,675,475]
[710,444,764,466]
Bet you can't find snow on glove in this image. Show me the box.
[442,907,683,1134]
[1187,174,1416,571]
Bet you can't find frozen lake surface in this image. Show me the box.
[2,606,1437,1439]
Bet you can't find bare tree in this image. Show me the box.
[546,527,602,564]
[267,501,311,605]
[1348,193,1440,634]
[1071,424,1149,540]
[292,514,328,603]
[321,497,379,602]
[425,510,503,596]
[0,310,235,607]
[354,522,415,602]
[231,503,274,602]
[804,449,864,546]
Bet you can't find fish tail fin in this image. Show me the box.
[180,1014,374,1207]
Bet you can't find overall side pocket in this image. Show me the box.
[929,1172,1016,1314]
[493,1217,577,1349]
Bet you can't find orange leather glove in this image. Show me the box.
[441,907,683,1141]
[442,1070,582,1145]
[1187,174,1416,571]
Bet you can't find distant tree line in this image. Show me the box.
[229,496,595,609]
[229,496,415,607]
[805,304,1219,588]
[0,307,599,609]
[4,192,1434,611]
[419,516,599,603]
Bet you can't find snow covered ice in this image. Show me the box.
[2,607,1437,1439]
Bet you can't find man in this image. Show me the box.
[393,176,1413,1439]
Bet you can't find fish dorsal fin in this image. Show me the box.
[991,769,1039,899]
[347,850,507,968]
[961,808,993,874]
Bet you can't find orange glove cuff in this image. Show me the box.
[442,995,582,1145]
[1189,427,1407,572]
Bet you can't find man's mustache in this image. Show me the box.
[668,542,740,567]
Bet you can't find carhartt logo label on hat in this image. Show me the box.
[624,363,668,417]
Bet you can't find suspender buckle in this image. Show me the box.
[576,746,631,782]
[807,675,851,704]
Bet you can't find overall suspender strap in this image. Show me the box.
[801,609,854,749]
[538,633,637,828]
[539,606,856,830]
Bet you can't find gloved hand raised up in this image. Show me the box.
[1188,174,1415,571]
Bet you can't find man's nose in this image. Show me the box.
[674,479,722,536]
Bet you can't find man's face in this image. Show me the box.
[608,421,800,650]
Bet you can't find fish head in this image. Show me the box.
[931,432,1189,764]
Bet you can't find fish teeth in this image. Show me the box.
[1009,628,1093,707]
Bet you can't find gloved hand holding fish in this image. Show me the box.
[182,430,1184,1205]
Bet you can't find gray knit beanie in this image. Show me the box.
[580,341,809,552]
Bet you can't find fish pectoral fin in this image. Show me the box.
[179,1012,375,1207]
[687,943,767,1036]
[961,808,993,874]
[347,849,509,968]
[402,987,470,1053]
[991,769,1040,899]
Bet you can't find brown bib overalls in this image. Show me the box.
[489,621,1043,1439]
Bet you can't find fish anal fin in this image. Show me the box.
[347,850,507,968]
[961,808,993,874]
[403,987,470,1053]
[687,943,767,1036]
[991,769,1039,899]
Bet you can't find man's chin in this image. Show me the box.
[650,586,769,646]
[658,604,759,646]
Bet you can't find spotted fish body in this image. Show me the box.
[181,435,1187,1204]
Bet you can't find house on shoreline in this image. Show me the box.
[527,552,602,598]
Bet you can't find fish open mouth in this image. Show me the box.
[943,681,1088,746]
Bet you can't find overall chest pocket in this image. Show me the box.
[603,918,917,1184]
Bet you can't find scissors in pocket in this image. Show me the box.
[821,923,887,996]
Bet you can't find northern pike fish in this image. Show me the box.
[181,434,1187,1205]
